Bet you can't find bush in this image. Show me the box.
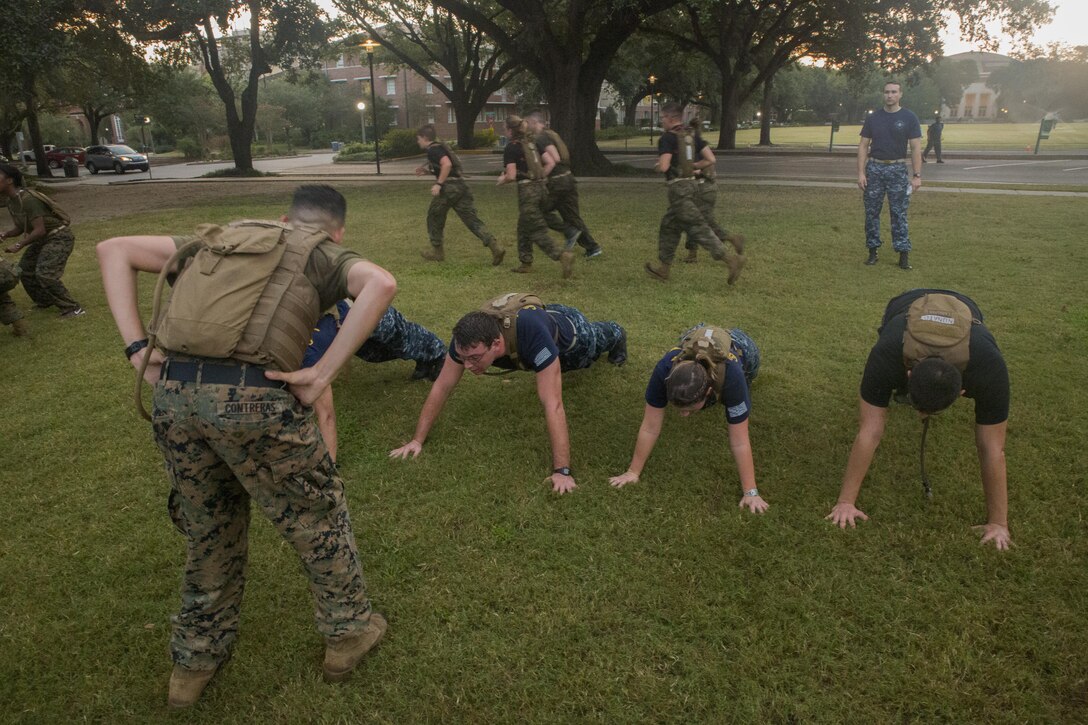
[201,168,276,178]
[176,137,204,160]
[379,129,420,158]
[339,142,369,155]
[472,127,499,149]
[333,151,377,163]
[595,126,644,141]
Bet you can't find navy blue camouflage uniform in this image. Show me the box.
[860,108,922,253]
[303,300,446,372]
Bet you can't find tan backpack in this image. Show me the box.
[542,129,570,167]
[677,325,737,395]
[521,139,545,181]
[432,141,464,178]
[17,188,71,228]
[675,127,696,179]
[480,292,545,369]
[903,293,978,371]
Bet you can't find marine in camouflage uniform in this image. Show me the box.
[0,164,83,316]
[415,125,504,265]
[684,172,744,263]
[0,258,28,335]
[97,185,395,707]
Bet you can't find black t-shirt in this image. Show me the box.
[425,143,456,179]
[645,348,751,424]
[657,128,707,180]
[448,307,574,372]
[859,314,1009,425]
[503,141,529,180]
[535,132,569,175]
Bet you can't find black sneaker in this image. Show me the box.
[607,329,627,366]
[585,246,603,258]
[411,358,444,382]
[59,306,86,318]
[564,229,582,251]
[864,249,878,266]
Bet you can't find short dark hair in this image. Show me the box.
[0,163,23,186]
[660,102,684,119]
[884,80,903,91]
[665,360,710,407]
[452,311,501,351]
[909,358,962,414]
[288,184,346,233]
[525,110,545,123]
[417,124,437,141]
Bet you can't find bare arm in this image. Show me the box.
[694,145,716,173]
[909,137,923,191]
[5,217,47,251]
[656,152,673,174]
[609,404,665,487]
[827,398,887,527]
[543,144,560,166]
[313,385,337,463]
[857,138,870,190]
[497,161,516,185]
[431,156,452,196]
[265,260,396,405]
[729,419,768,513]
[389,353,465,458]
[974,421,1011,549]
[535,359,574,493]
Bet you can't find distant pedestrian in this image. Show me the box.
[923,116,944,163]
[857,81,923,270]
[0,163,84,318]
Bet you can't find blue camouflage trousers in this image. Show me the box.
[303,303,446,369]
[154,378,375,670]
[863,161,912,252]
[548,303,625,371]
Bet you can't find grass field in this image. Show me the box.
[600,122,1088,152]
[1,180,1087,722]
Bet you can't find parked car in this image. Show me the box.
[84,144,149,174]
[45,147,86,169]
[20,144,56,163]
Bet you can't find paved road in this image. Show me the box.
[39,148,1088,187]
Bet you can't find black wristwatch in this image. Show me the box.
[124,338,149,360]
[552,467,572,477]
[913,173,921,178]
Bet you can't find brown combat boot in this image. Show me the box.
[420,246,445,262]
[725,232,746,255]
[323,612,388,683]
[510,263,532,274]
[726,254,746,285]
[11,319,29,337]
[488,241,505,266]
[683,248,698,263]
[559,250,574,279]
[167,663,223,709]
[644,261,670,281]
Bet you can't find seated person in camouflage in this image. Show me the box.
[390,294,627,494]
[0,258,29,336]
[414,124,505,265]
[826,289,1012,550]
[609,325,769,513]
[305,299,446,461]
[0,163,84,318]
[96,185,396,708]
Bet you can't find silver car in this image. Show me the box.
[84,144,149,174]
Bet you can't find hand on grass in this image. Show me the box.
[826,502,868,528]
[389,440,423,460]
[973,523,1012,551]
[608,471,639,488]
[739,494,769,514]
[547,472,576,494]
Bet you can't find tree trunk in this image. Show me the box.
[541,58,611,175]
[758,77,773,146]
[717,74,740,150]
[452,98,486,149]
[623,95,640,126]
[23,94,52,178]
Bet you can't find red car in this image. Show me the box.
[44,146,86,169]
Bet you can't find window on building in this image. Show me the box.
[425,81,434,95]
[331,78,347,84]
[948,107,959,118]
[336,55,345,68]
[448,107,456,124]
[427,109,436,124]
[389,106,399,126]
[964,107,974,118]
[977,105,987,117]
[386,78,396,95]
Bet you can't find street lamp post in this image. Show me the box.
[356,101,367,144]
[361,39,381,174]
[648,75,657,146]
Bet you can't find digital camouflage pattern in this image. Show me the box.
[0,259,25,325]
[685,177,729,253]
[863,161,912,252]
[154,380,375,670]
[657,180,727,264]
[515,181,564,265]
[15,228,80,312]
[546,303,624,371]
[426,178,497,250]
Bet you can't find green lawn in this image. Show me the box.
[1,181,1086,722]
[600,122,1088,151]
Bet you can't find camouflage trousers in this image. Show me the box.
[685,177,730,251]
[863,161,912,252]
[153,377,374,670]
[657,179,727,264]
[356,305,446,365]
[0,259,24,326]
[15,228,80,312]
[543,173,600,253]
[516,180,564,265]
[548,303,625,372]
[427,178,497,249]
